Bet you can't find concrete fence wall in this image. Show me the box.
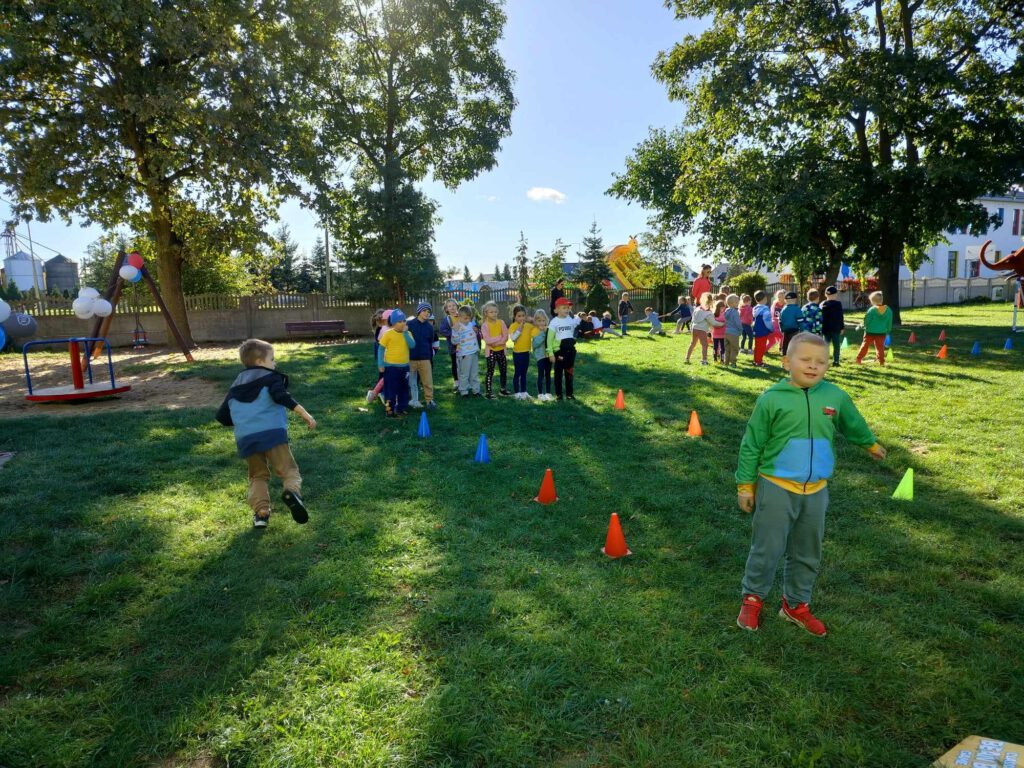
[28,278,1018,348]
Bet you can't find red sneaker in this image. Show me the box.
[736,594,764,631]
[779,598,827,637]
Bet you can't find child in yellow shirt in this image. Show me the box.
[508,304,539,400]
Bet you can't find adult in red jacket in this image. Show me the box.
[691,264,713,304]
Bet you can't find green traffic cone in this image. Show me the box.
[892,468,913,500]
[841,336,849,350]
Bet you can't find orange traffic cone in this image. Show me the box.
[908,331,917,344]
[938,329,946,342]
[533,468,559,504]
[602,513,632,558]
[614,389,626,410]
[936,344,948,359]
[687,410,703,437]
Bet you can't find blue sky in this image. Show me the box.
[4,2,705,276]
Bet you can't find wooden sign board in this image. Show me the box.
[933,736,1022,767]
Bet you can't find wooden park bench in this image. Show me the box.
[284,320,348,339]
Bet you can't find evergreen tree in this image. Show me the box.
[463,264,472,281]
[476,272,485,282]
[310,237,329,292]
[269,225,300,292]
[501,263,512,281]
[515,232,530,303]
[577,220,611,289]
[493,264,502,282]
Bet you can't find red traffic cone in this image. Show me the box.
[533,468,558,504]
[602,513,632,558]
[936,344,948,359]
[687,410,703,437]
[614,389,626,410]
[908,331,917,344]
[938,329,946,342]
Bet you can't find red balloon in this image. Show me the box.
[126,251,144,269]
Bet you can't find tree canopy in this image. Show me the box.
[0,0,320,342]
[309,0,515,300]
[614,0,1024,322]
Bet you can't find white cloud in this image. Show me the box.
[486,195,498,203]
[526,187,567,204]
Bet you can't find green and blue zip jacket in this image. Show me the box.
[736,379,879,496]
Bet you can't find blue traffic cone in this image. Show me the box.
[474,433,490,463]
[884,334,891,348]
[418,411,431,438]
[1005,337,1014,351]
[971,341,981,355]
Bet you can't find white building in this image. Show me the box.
[902,191,1024,280]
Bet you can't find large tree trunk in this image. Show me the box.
[151,203,196,347]
[877,235,903,325]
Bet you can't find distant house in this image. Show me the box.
[902,191,1024,280]
[44,254,80,293]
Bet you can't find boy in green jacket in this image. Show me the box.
[855,291,893,365]
[736,332,887,636]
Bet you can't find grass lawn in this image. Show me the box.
[1,303,1023,767]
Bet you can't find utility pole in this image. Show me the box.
[323,223,332,294]
[23,214,42,299]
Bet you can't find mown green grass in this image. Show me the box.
[1,303,1022,767]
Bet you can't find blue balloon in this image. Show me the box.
[129,270,143,283]
[0,326,6,350]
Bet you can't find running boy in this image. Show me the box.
[856,291,893,366]
[735,332,886,636]
[216,339,316,528]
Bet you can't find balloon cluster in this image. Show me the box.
[72,287,113,320]
[0,298,37,350]
[118,252,145,283]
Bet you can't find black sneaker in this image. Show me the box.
[566,394,576,400]
[253,512,270,528]
[499,389,511,397]
[462,393,470,399]
[485,392,494,400]
[281,490,308,524]
[473,391,482,397]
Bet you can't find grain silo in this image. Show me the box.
[44,254,80,293]
[2,250,44,295]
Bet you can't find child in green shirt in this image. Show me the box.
[735,333,887,636]
[856,291,894,365]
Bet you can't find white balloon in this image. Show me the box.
[72,297,95,319]
[0,299,10,323]
[78,287,100,300]
[92,298,113,317]
[119,265,139,281]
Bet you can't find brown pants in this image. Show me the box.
[246,444,302,515]
[408,358,434,404]
[725,333,740,365]
[856,333,887,365]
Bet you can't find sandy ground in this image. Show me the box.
[0,345,240,419]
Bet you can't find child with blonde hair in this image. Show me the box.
[532,309,556,401]
[686,292,723,365]
[711,299,728,362]
[856,291,893,365]
[739,294,754,353]
[437,299,461,393]
[479,301,510,398]
[724,294,742,366]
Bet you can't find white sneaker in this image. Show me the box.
[410,401,423,409]
[365,389,375,403]
[523,393,535,400]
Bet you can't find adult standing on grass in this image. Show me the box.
[549,278,566,316]
[691,264,713,304]
[618,292,635,335]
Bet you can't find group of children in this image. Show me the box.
[364,297,597,416]
[215,327,890,641]
[668,286,894,369]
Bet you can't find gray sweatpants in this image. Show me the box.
[741,477,829,605]
[457,353,480,394]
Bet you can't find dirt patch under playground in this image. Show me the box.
[0,345,236,420]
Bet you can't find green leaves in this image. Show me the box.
[614,1,1024,319]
